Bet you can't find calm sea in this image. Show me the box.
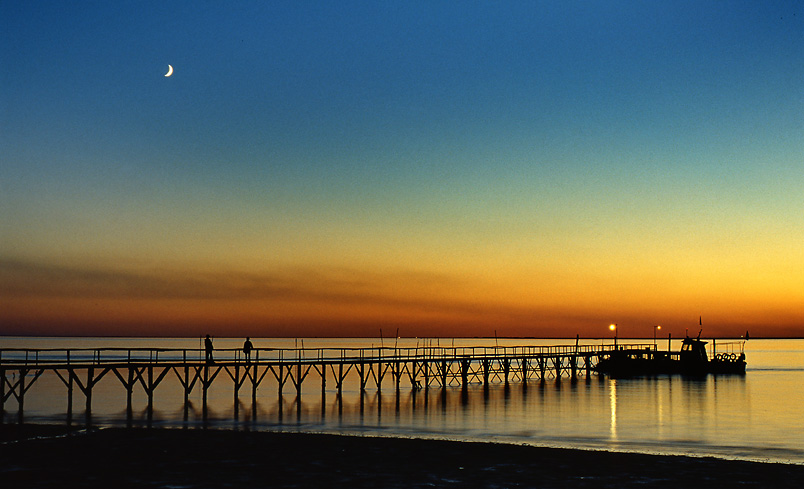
[2,337,803,464]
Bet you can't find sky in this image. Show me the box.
[2,1,802,338]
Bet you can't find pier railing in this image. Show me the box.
[0,343,646,367]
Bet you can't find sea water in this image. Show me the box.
[2,337,803,464]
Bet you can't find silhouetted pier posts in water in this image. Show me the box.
[0,342,649,424]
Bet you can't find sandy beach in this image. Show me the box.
[1,425,803,488]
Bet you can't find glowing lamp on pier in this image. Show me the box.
[609,324,617,348]
[654,325,661,348]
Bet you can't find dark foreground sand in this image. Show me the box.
[2,425,803,488]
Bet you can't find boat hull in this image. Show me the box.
[594,353,746,378]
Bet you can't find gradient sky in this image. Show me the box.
[2,1,802,338]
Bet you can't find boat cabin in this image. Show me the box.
[680,337,709,363]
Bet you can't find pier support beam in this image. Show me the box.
[440,360,448,387]
[330,363,351,396]
[202,364,209,420]
[85,367,94,417]
[319,364,326,398]
[277,364,284,397]
[288,363,311,399]
[393,361,401,391]
[521,358,528,383]
[570,356,577,381]
[0,368,5,422]
[183,365,190,407]
[223,365,250,419]
[460,358,469,386]
[250,365,258,405]
[554,356,562,381]
[234,364,241,407]
[357,363,367,392]
[18,368,26,420]
[126,367,134,421]
[200,365,222,419]
[147,366,154,420]
[408,361,420,390]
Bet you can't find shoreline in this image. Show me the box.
[3,424,804,488]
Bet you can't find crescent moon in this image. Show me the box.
[165,65,173,77]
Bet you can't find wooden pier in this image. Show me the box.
[0,343,652,424]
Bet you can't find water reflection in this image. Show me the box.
[2,338,801,463]
[13,371,751,452]
[609,380,617,441]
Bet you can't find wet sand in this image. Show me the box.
[2,425,803,488]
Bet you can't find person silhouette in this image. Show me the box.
[204,334,214,364]
[243,337,253,363]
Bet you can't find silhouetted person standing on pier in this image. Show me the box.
[243,337,253,363]
[205,335,214,364]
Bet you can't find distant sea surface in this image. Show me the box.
[2,337,803,464]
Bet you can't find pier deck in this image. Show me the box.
[0,342,651,423]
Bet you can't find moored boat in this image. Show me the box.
[594,334,746,377]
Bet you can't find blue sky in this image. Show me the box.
[2,1,803,337]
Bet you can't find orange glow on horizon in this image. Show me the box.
[2,257,803,338]
[0,266,801,338]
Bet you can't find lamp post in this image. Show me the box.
[609,324,617,349]
[654,325,661,349]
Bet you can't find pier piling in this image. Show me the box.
[0,342,642,423]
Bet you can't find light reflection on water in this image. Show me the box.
[2,337,804,464]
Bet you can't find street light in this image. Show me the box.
[654,325,661,349]
[609,324,617,349]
